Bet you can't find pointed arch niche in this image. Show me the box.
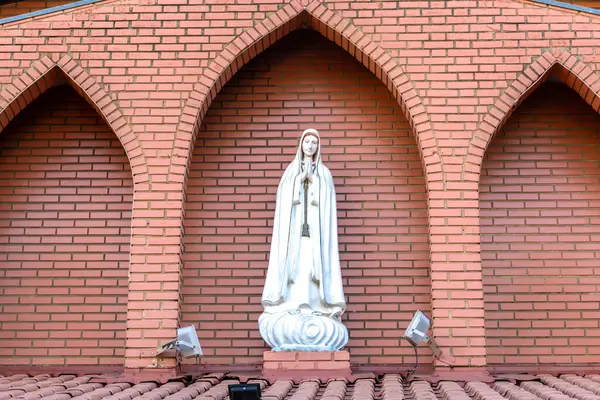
[478,57,600,369]
[181,24,432,367]
[0,58,139,368]
[173,1,437,180]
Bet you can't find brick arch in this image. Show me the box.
[466,50,600,180]
[172,0,439,184]
[477,52,600,368]
[0,54,143,368]
[0,54,148,182]
[0,54,149,359]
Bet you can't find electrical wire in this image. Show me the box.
[435,356,453,367]
[408,344,419,375]
[401,337,419,376]
[402,337,455,378]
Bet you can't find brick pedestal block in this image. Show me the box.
[262,351,352,382]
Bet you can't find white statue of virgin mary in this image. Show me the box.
[259,128,348,352]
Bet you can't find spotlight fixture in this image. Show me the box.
[228,383,262,400]
[403,310,442,358]
[157,325,203,358]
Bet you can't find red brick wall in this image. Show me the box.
[0,0,599,22]
[0,85,132,366]
[182,30,431,366]
[1,0,598,21]
[0,0,599,374]
[481,82,600,365]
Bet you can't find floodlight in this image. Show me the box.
[403,310,442,358]
[228,384,261,400]
[157,325,203,358]
[404,310,430,346]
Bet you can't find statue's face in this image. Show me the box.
[302,135,319,158]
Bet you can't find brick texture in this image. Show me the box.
[0,0,597,373]
[0,85,132,366]
[1,0,600,22]
[482,82,600,365]
[182,30,431,367]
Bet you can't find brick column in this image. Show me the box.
[427,177,488,379]
[124,182,184,381]
[409,96,487,375]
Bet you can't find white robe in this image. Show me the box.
[261,130,346,319]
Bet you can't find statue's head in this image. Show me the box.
[300,128,320,160]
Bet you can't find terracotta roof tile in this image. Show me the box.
[492,381,540,400]
[350,377,374,400]
[382,374,404,400]
[320,380,346,400]
[195,379,238,400]
[13,378,86,400]
[262,379,293,400]
[66,382,105,396]
[586,376,600,385]
[438,382,472,400]
[103,382,159,400]
[464,381,508,400]
[73,383,133,400]
[65,378,95,389]
[561,376,600,396]
[520,381,573,400]
[163,379,212,400]
[40,393,73,400]
[0,372,597,400]
[288,381,319,400]
[0,376,29,384]
[539,375,600,400]
[408,380,438,400]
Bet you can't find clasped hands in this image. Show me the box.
[301,158,313,183]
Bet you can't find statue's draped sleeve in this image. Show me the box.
[262,163,296,305]
[316,165,346,311]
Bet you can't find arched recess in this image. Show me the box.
[0,54,148,181]
[467,50,600,176]
[476,51,600,368]
[171,0,439,184]
[181,24,431,368]
[0,54,144,368]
